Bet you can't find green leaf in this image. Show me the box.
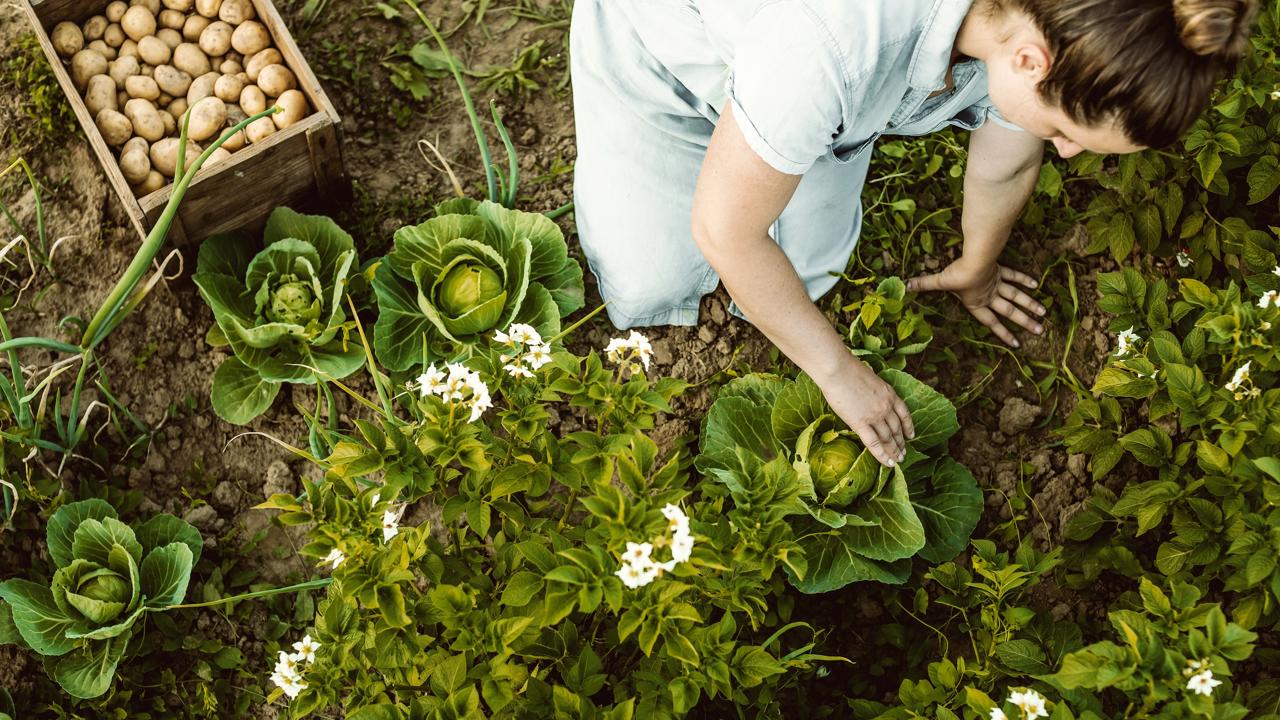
[263,206,356,276]
[770,374,826,448]
[52,632,130,699]
[195,232,255,280]
[995,639,1050,674]
[792,528,912,593]
[1092,367,1157,398]
[1247,155,1280,204]
[209,356,281,425]
[377,584,411,628]
[72,518,142,567]
[47,500,117,569]
[0,579,84,655]
[0,600,20,646]
[140,543,194,608]
[475,201,584,316]
[882,369,958,450]
[1134,205,1163,249]
[842,469,926,562]
[372,260,435,372]
[500,571,542,607]
[732,646,785,688]
[698,396,780,470]
[910,458,982,563]
[135,514,203,567]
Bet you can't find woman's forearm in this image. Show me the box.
[694,228,850,382]
[959,123,1044,266]
[958,165,1040,266]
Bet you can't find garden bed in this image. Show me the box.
[1,0,1277,717]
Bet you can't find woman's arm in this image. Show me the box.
[692,104,915,467]
[907,121,1048,347]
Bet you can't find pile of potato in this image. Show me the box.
[51,0,311,197]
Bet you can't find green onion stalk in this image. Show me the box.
[0,108,280,453]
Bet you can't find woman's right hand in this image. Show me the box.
[813,353,915,467]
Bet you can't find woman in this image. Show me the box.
[569,0,1258,467]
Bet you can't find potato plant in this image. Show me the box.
[1058,270,1280,628]
[52,0,311,196]
[253,331,826,717]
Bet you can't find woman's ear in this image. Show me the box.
[1010,42,1052,83]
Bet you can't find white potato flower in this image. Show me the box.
[322,548,345,570]
[990,709,1008,720]
[615,560,657,589]
[504,363,534,379]
[1258,290,1278,309]
[1187,669,1222,696]
[416,364,447,397]
[274,650,301,677]
[1009,689,1048,720]
[670,532,695,563]
[271,670,307,699]
[523,344,554,370]
[624,542,653,564]
[1115,327,1140,356]
[661,503,690,534]
[291,635,319,664]
[382,506,406,542]
[507,323,542,345]
[1225,361,1252,392]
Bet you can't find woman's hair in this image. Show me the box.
[995,0,1260,147]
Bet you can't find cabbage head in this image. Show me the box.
[372,199,584,371]
[194,207,362,424]
[0,500,202,698]
[696,369,981,593]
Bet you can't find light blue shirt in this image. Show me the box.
[618,0,1020,175]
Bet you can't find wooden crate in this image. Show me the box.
[21,0,347,244]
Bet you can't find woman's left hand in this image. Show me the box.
[906,257,1046,348]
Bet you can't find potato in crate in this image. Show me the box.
[22,0,347,243]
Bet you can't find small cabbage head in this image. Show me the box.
[809,436,860,495]
[435,261,506,318]
[266,276,321,326]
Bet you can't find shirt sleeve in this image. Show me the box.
[726,2,848,175]
[968,95,1025,132]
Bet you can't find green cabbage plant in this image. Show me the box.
[372,199,584,370]
[194,207,362,424]
[0,499,202,698]
[696,369,981,593]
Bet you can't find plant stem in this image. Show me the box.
[80,108,279,350]
[544,201,574,221]
[490,100,519,207]
[0,337,82,354]
[402,0,497,202]
[168,577,332,610]
[546,303,607,345]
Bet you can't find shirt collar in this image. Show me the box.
[905,0,973,92]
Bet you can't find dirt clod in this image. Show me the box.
[183,504,219,533]
[998,397,1041,436]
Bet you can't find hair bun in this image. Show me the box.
[1172,0,1259,58]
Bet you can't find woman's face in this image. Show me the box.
[983,34,1147,158]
